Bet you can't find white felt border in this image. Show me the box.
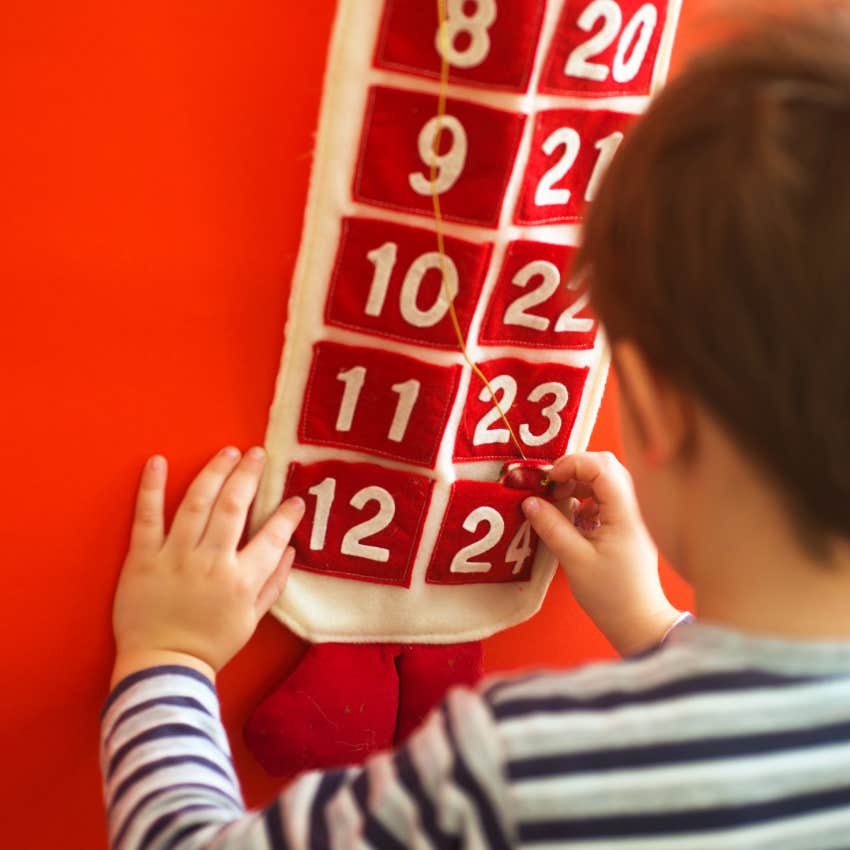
[253,0,681,643]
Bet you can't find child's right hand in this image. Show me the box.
[522,451,682,656]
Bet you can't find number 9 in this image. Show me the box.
[409,115,468,196]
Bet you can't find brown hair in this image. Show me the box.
[577,5,850,548]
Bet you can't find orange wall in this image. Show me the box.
[1,2,701,845]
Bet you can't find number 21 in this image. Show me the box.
[535,129,624,207]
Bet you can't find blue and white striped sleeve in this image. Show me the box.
[100,666,515,850]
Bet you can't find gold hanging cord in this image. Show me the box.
[432,0,527,460]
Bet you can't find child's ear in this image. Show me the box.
[613,340,692,466]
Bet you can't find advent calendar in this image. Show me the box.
[253,0,682,644]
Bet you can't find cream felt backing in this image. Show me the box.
[252,0,682,643]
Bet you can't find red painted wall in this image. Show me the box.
[1,2,700,845]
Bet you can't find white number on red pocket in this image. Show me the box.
[375,0,543,92]
[471,375,569,448]
[435,0,497,68]
[504,261,594,334]
[308,478,395,563]
[534,127,624,208]
[365,242,458,327]
[408,115,468,196]
[515,108,634,224]
[455,357,589,461]
[479,241,597,349]
[284,461,433,586]
[565,1,658,84]
[335,366,421,444]
[299,341,461,468]
[354,86,525,227]
[541,0,670,97]
[427,480,540,584]
[326,218,491,349]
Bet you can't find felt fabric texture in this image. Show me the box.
[282,459,434,586]
[250,0,686,643]
[245,0,682,773]
[244,640,483,775]
[353,85,527,227]
[375,0,545,92]
[515,107,637,225]
[299,340,462,468]
[325,217,493,350]
[478,241,597,350]
[425,478,540,584]
[540,0,674,97]
[455,358,590,462]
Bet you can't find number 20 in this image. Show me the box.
[565,0,658,84]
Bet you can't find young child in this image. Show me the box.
[101,8,850,849]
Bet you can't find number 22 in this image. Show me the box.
[503,260,594,335]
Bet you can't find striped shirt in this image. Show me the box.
[100,621,850,849]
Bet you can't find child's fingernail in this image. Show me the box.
[221,446,240,459]
[148,455,166,472]
[523,497,540,516]
[247,446,265,460]
[288,496,306,514]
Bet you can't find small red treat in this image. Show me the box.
[499,460,554,492]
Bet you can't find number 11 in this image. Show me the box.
[335,367,421,444]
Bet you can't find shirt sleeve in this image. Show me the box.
[100,665,515,850]
[661,611,695,644]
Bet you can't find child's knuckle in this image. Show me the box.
[184,496,209,516]
[218,494,243,517]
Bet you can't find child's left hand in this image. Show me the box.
[111,447,305,687]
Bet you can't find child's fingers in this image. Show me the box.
[168,447,242,549]
[241,497,306,584]
[255,546,296,615]
[129,456,167,552]
[547,452,637,525]
[202,447,266,551]
[550,480,596,501]
[523,495,594,566]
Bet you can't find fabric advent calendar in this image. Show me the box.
[245,0,682,775]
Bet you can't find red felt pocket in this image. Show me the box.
[326,217,491,350]
[374,0,544,93]
[479,240,597,350]
[282,459,434,587]
[454,356,589,462]
[514,106,636,225]
[426,479,540,585]
[299,340,461,468]
[354,86,525,228]
[541,0,672,98]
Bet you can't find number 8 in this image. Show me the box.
[435,0,497,69]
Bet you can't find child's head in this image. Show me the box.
[578,6,850,563]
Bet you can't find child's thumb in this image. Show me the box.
[523,496,594,568]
